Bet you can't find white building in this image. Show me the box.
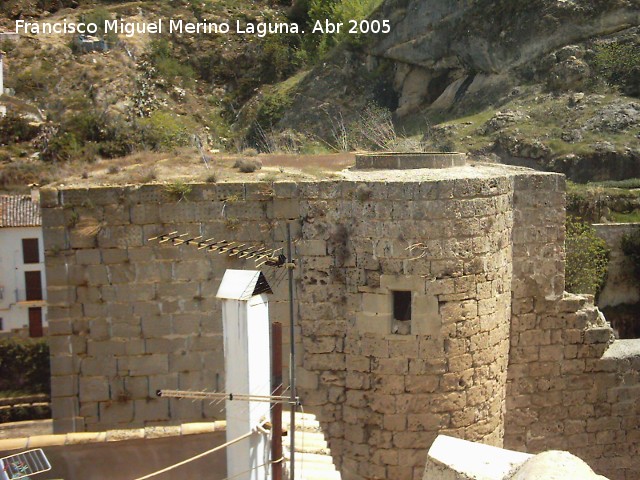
[0,193,47,336]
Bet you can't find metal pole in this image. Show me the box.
[287,223,296,480]
[272,322,283,480]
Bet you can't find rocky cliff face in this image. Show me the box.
[369,0,639,116]
[276,0,639,179]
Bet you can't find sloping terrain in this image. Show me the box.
[275,0,640,181]
[0,0,300,189]
[0,0,638,190]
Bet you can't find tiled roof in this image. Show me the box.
[0,195,41,228]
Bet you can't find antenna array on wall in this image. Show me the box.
[148,231,287,268]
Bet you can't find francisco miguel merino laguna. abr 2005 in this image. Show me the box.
[14,19,300,38]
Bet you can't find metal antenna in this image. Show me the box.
[286,222,297,480]
[149,223,299,475]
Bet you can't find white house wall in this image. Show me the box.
[0,225,47,331]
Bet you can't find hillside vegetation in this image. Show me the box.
[0,0,638,190]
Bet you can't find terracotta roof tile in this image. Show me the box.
[0,195,41,228]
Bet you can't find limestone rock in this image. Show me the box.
[547,56,591,91]
[480,111,529,135]
[510,451,609,480]
[584,102,640,133]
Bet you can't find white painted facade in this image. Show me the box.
[217,270,272,480]
[0,225,48,333]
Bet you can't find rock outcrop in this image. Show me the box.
[370,0,639,116]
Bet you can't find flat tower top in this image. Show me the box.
[354,152,467,170]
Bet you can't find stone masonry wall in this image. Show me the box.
[43,183,301,432]
[42,167,640,480]
[294,176,514,480]
[43,172,517,480]
[505,175,640,480]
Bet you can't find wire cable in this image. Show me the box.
[132,430,254,480]
[219,457,284,480]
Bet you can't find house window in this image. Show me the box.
[24,271,43,301]
[22,238,40,264]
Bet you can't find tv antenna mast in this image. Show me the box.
[148,223,299,480]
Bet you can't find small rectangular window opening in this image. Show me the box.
[393,291,412,321]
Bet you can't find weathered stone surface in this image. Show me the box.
[42,171,639,480]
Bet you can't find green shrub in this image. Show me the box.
[137,111,193,150]
[165,180,192,201]
[82,7,119,45]
[233,158,262,173]
[565,216,610,296]
[148,38,195,87]
[621,228,640,282]
[0,404,51,424]
[43,131,81,162]
[0,113,40,144]
[593,41,640,96]
[260,34,303,81]
[303,0,383,59]
[13,63,56,98]
[0,340,50,394]
[154,57,196,86]
[593,178,640,189]
[0,161,48,188]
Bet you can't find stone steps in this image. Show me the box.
[282,412,341,480]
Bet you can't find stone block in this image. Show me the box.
[87,340,126,357]
[80,357,117,377]
[356,312,391,335]
[40,188,60,207]
[373,358,409,375]
[388,337,419,358]
[124,355,169,376]
[412,295,440,336]
[51,355,76,376]
[47,286,76,306]
[169,352,202,373]
[362,293,393,315]
[404,375,439,394]
[130,204,160,225]
[584,327,613,345]
[172,314,201,335]
[268,198,300,219]
[43,227,68,251]
[48,319,73,336]
[99,401,134,425]
[86,265,109,286]
[79,377,110,402]
[539,344,564,362]
[134,399,170,422]
[380,275,424,292]
[51,375,78,398]
[393,431,437,449]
